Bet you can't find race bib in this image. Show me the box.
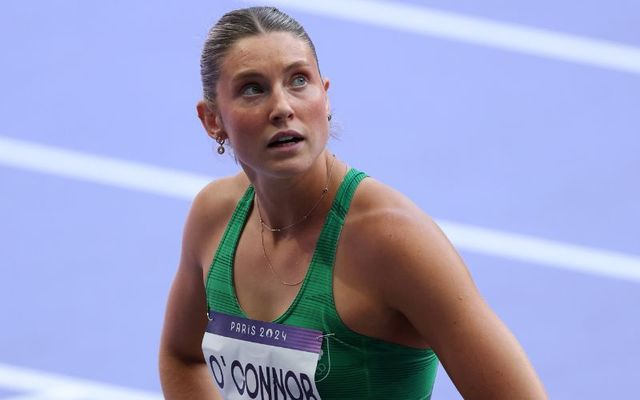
[202,311,323,400]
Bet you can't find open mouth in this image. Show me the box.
[267,135,304,148]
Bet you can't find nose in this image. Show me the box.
[269,85,294,124]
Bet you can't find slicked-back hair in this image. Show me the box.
[200,6,320,105]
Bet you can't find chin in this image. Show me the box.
[268,156,317,178]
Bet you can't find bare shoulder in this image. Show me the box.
[182,172,251,267]
[342,177,470,310]
[189,172,250,224]
[345,178,547,399]
[346,177,448,259]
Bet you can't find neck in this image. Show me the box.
[249,152,341,232]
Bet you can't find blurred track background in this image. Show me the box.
[1,1,638,398]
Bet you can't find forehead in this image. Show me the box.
[220,32,315,77]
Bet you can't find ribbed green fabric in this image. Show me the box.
[206,168,438,399]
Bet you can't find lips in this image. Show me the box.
[267,131,304,147]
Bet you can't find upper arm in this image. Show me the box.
[367,204,546,398]
[160,180,236,364]
[160,190,212,364]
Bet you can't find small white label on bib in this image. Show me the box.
[202,311,323,400]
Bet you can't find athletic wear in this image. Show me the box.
[205,168,439,399]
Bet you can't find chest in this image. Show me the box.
[209,219,417,346]
[231,217,320,321]
[202,199,425,348]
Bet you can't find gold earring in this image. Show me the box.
[216,137,225,154]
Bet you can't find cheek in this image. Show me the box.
[300,91,329,122]
[223,108,262,136]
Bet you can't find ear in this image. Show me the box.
[196,101,226,140]
[323,78,331,116]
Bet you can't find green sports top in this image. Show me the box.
[205,168,439,399]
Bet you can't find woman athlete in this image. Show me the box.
[159,6,547,399]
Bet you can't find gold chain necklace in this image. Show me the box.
[255,155,337,286]
[257,154,336,232]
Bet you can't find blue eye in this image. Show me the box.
[241,84,263,96]
[291,75,307,87]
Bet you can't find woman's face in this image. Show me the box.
[211,31,330,179]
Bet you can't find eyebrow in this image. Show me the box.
[231,60,312,84]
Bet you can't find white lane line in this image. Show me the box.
[0,363,162,400]
[440,221,640,282]
[0,136,209,199]
[1,135,640,283]
[247,0,640,75]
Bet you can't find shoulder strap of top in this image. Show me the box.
[332,168,368,220]
[277,167,368,323]
[311,168,367,269]
[205,185,254,312]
